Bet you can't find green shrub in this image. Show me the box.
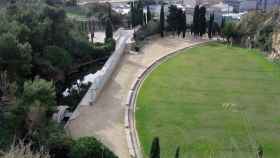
[134,20,160,41]
[255,23,274,52]
[70,137,118,158]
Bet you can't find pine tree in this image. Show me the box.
[160,4,165,37]
[175,147,180,158]
[150,137,160,158]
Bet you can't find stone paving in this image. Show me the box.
[66,35,206,158]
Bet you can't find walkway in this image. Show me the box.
[66,35,206,158]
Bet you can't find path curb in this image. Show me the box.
[124,41,209,158]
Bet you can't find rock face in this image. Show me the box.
[270,31,280,59]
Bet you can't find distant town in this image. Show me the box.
[95,0,280,22]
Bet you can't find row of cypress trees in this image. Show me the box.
[192,5,206,36]
[149,137,264,158]
[130,0,153,27]
[166,5,187,38]
[131,3,226,40]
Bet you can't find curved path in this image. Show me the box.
[66,35,207,158]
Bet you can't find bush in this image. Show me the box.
[1,142,50,158]
[255,22,274,52]
[134,20,160,41]
[70,137,118,158]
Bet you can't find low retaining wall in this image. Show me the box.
[125,42,207,158]
[65,29,132,126]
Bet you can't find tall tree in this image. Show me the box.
[137,0,144,26]
[147,5,152,22]
[198,6,206,36]
[0,33,32,84]
[222,22,236,43]
[105,18,113,42]
[167,5,178,35]
[220,17,226,36]
[192,5,200,36]
[176,8,184,37]
[150,137,160,158]
[107,2,112,20]
[182,12,187,38]
[160,4,165,37]
[208,13,214,39]
[174,147,180,158]
[130,2,136,27]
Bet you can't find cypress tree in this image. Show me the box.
[198,6,206,36]
[175,147,180,158]
[150,137,160,158]
[167,5,177,35]
[182,12,187,38]
[137,0,144,26]
[107,2,112,20]
[147,5,152,22]
[105,18,113,42]
[160,4,165,37]
[176,9,184,37]
[208,13,214,39]
[192,5,200,36]
[130,2,135,27]
[221,17,225,29]
[220,17,225,36]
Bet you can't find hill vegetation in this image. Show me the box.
[0,0,117,158]
[228,9,280,59]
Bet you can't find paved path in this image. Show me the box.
[66,35,206,158]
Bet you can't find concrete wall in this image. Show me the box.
[65,29,132,123]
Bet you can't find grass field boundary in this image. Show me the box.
[125,41,209,158]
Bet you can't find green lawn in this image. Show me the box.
[136,43,280,158]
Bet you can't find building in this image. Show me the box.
[208,2,234,13]
[224,0,241,12]
[240,0,257,11]
[256,0,280,10]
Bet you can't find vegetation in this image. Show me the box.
[0,142,50,158]
[192,5,199,36]
[0,1,117,158]
[147,5,152,22]
[208,13,214,39]
[149,137,160,158]
[105,18,113,42]
[174,147,180,158]
[137,43,280,158]
[222,22,237,43]
[160,5,164,37]
[66,2,124,28]
[234,9,280,53]
[70,137,118,158]
[130,0,145,27]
